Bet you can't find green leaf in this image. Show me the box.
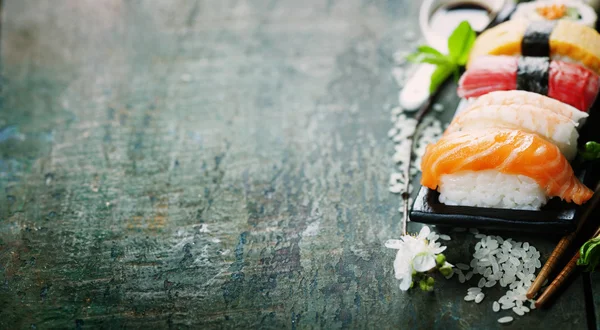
[429,64,455,93]
[581,141,600,161]
[578,236,600,271]
[417,45,444,57]
[406,51,451,66]
[447,21,476,66]
[405,21,476,94]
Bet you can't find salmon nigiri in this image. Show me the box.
[445,104,579,160]
[421,129,593,208]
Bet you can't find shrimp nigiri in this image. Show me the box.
[465,90,588,123]
[446,104,579,160]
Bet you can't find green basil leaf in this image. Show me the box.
[581,141,600,161]
[447,21,476,66]
[406,52,452,66]
[417,45,445,57]
[429,64,455,93]
[578,236,600,271]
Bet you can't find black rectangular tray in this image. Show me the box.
[409,101,600,234]
[411,188,578,234]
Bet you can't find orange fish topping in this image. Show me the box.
[420,129,593,205]
[536,4,567,20]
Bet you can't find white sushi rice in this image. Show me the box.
[459,231,541,321]
[438,170,548,210]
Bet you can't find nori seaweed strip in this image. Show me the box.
[522,21,557,57]
[517,57,550,95]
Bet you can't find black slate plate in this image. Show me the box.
[410,100,600,234]
[410,155,600,235]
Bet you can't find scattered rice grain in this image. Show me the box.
[438,234,451,241]
[475,293,485,303]
[456,263,470,270]
[501,302,515,310]
[485,280,497,287]
[478,278,486,288]
[512,307,525,316]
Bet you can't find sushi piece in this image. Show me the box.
[445,104,579,160]
[465,90,588,124]
[467,19,600,76]
[511,1,597,28]
[458,56,600,112]
[420,129,593,209]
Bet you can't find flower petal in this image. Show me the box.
[393,251,412,279]
[413,253,436,272]
[433,246,447,254]
[399,275,412,291]
[418,226,431,240]
[385,239,404,249]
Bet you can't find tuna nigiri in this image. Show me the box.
[468,19,600,75]
[421,129,593,209]
[458,56,599,112]
[465,90,588,124]
[445,104,579,160]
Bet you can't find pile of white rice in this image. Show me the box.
[388,109,444,206]
[447,228,542,323]
[388,48,445,204]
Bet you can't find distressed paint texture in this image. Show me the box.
[0,1,594,329]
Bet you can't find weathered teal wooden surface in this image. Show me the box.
[0,1,594,329]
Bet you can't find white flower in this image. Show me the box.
[385,226,448,291]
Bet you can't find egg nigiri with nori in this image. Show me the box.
[467,19,600,76]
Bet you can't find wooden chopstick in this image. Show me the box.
[526,180,600,299]
[526,232,576,299]
[535,226,600,307]
[535,251,581,308]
